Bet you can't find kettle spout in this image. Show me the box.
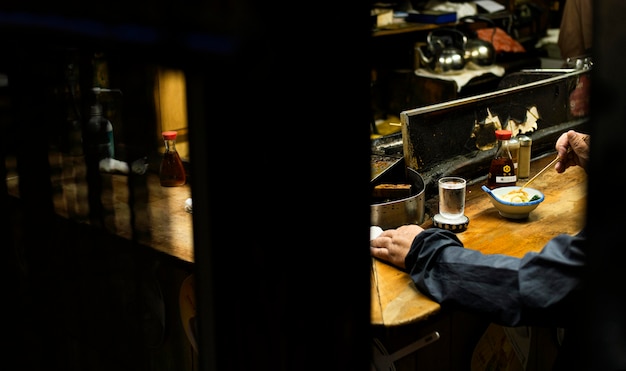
[415,44,432,69]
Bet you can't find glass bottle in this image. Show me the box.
[159,130,186,187]
[86,103,113,160]
[487,129,517,189]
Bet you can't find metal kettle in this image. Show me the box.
[418,28,467,74]
[459,15,497,66]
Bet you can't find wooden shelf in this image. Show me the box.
[372,21,455,37]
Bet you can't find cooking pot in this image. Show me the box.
[417,28,467,74]
[371,167,425,229]
[459,15,496,66]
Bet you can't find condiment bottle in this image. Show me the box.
[86,103,114,160]
[487,129,517,189]
[159,130,186,187]
[517,135,532,179]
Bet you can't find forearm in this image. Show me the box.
[405,229,586,327]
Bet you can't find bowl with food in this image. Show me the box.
[481,185,545,219]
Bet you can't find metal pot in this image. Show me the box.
[465,38,495,66]
[418,28,467,74]
[459,15,496,66]
[371,166,425,229]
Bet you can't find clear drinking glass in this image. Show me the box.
[438,177,466,220]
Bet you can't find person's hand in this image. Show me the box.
[555,130,590,173]
[370,224,424,269]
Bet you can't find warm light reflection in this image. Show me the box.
[154,68,189,160]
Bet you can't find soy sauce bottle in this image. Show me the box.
[487,129,517,189]
[159,131,186,187]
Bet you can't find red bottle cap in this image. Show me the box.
[162,131,177,140]
[495,129,512,140]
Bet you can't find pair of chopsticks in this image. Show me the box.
[519,133,589,191]
[518,154,562,191]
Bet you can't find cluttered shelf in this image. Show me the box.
[370,3,548,116]
[372,6,515,37]
[372,21,455,37]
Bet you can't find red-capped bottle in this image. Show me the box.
[159,131,186,187]
[487,129,517,189]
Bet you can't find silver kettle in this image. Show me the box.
[418,28,467,74]
[459,16,496,67]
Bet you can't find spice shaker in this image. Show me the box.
[517,135,532,179]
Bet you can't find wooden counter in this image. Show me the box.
[371,154,588,326]
[6,149,587,328]
[5,151,195,263]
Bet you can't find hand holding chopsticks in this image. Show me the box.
[555,131,590,174]
[521,131,590,191]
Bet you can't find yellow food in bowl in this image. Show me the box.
[500,189,531,203]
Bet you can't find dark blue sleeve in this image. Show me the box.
[404,228,587,327]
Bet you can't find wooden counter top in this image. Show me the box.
[371,154,588,326]
[5,151,195,263]
[5,150,587,320]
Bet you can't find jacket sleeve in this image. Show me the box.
[403,228,587,327]
[557,0,593,59]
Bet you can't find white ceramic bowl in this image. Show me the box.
[481,185,545,219]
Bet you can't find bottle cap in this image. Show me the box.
[518,135,532,146]
[495,129,512,140]
[90,103,103,116]
[162,131,177,140]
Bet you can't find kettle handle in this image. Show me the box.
[427,28,468,50]
[459,15,497,42]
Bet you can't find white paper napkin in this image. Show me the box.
[415,63,505,92]
[370,226,384,241]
